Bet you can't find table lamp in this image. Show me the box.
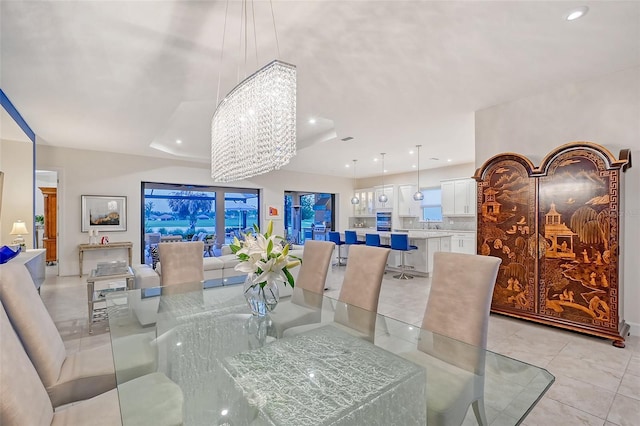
[10,220,29,248]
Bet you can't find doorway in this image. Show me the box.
[284,191,335,244]
[36,170,58,276]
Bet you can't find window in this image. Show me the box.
[420,187,442,221]
[141,182,259,262]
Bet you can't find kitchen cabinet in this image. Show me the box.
[450,232,475,255]
[475,142,631,347]
[374,186,394,210]
[353,188,375,216]
[441,178,476,216]
[397,184,422,217]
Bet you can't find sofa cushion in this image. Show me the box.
[133,264,160,289]
[203,257,224,271]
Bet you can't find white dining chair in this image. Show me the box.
[0,263,156,407]
[283,244,390,341]
[401,252,502,426]
[269,240,335,337]
[0,301,183,426]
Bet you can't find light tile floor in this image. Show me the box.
[40,265,639,426]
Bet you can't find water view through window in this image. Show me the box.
[141,182,259,263]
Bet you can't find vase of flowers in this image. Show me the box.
[231,221,301,316]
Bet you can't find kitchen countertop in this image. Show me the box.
[346,229,453,239]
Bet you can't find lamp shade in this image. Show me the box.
[10,221,28,235]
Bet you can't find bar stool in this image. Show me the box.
[327,231,347,266]
[365,233,390,248]
[345,230,365,246]
[366,233,390,274]
[390,234,418,280]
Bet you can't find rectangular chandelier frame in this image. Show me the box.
[211,60,297,182]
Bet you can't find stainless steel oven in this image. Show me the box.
[376,212,392,232]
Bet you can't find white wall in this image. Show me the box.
[36,145,353,276]
[357,162,476,189]
[475,67,640,334]
[0,138,34,247]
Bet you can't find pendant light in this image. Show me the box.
[413,145,424,201]
[350,159,360,205]
[378,153,388,204]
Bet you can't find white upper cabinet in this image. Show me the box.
[397,184,422,217]
[353,188,375,216]
[441,178,476,216]
[374,186,394,210]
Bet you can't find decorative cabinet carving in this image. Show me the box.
[474,142,631,347]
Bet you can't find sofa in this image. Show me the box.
[132,244,305,298]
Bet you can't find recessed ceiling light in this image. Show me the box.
[384,169,387,173]
[447,159,452,162]
[565,6,588,21]
[308,118,316,124]
[373,158,378,162]
[412,164,416,168]
[409,150,414,155]
[345,164,350,168]
[176,139,182,144]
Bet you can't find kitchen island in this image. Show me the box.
[343,229,452,276]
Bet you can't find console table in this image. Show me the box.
[78,242,133,276]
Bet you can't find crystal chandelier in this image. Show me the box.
[210,0,296,182]
[413,145,424,201]
[350,159,360,205]
[211,60,296,182]
[378,153,388,204]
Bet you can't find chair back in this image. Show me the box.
[146,233,161,245]
[158,241,204,287]
[0,263,67,389]
[295,241,335,293]
[344,230,359,244]
[336,245,390,340]
[327,231,342,245]
[0,301,55,426]
[390,233,409,250]
[365,233,381,247]
[339,245,390,311]
[421,252,501,349]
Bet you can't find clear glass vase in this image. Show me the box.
[243,274,280,316]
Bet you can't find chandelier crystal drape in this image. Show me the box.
[211,60,297,182]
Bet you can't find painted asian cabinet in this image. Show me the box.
[474,142,631,347]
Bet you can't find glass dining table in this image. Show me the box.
[107,282,554,426]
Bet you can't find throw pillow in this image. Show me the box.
[150,246,160,270]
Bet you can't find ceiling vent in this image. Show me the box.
[341,136,354,142]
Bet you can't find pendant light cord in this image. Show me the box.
[269,0,281,58]
[215,0,230,106]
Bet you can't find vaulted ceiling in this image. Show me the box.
[2,1,638,178]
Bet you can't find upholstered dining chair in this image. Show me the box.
[0,302,183,426]
[283,245,390,341]
[0,263,156,407]
[269,240,335,337]
[401,252,502,426]
[158,241,204,294]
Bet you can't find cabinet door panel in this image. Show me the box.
[538,149,620,332]
[477,158,537,315]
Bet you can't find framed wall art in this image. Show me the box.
[81,195,127,232]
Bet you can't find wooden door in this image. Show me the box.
[39,187,57,263]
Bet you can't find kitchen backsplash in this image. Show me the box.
[399,216,476,231]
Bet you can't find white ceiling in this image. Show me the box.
[1,1,638,178]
